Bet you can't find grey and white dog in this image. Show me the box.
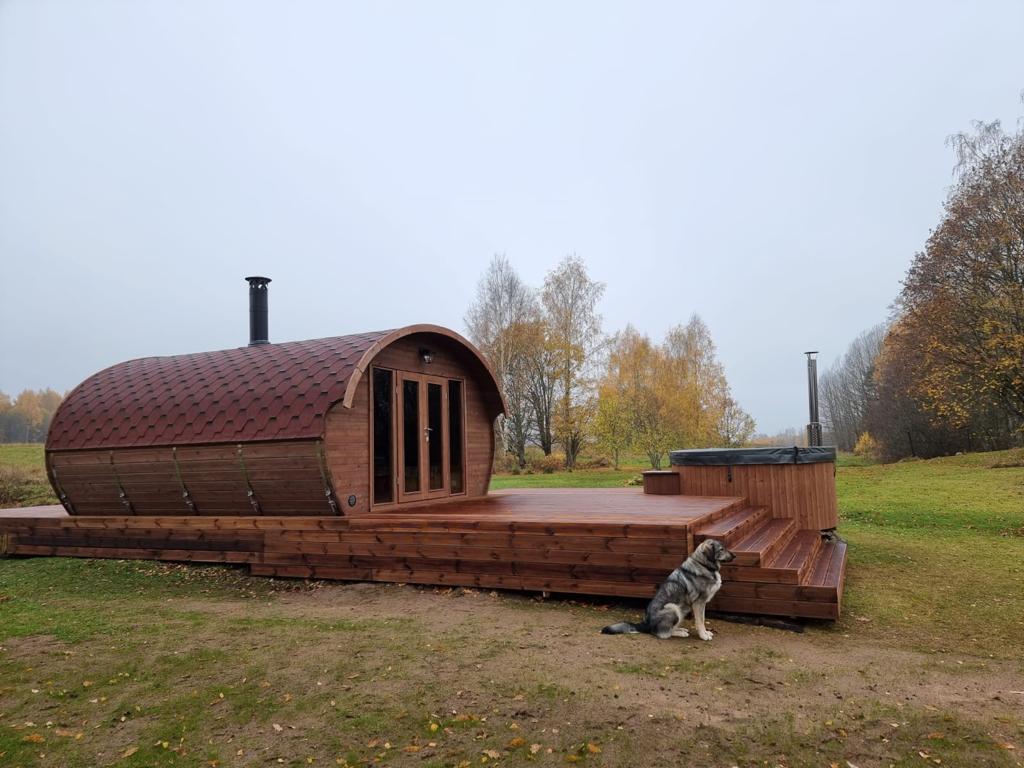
[601,539,735,641]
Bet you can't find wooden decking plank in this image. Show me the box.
[268,530,687,554]
[693,506,768,545]
[11,543,259,563]
[728,517,796,566]
[710,595,839,620]
[250,564,657,599]
[260,541,684,570]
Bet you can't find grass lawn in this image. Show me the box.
[1,446,1022,766]
[0,444,56,508]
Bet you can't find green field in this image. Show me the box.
[1,445,1022,766]
[0,444,55,508]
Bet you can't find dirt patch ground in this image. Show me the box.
[2,575,1021,768]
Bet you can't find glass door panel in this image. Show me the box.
[427,382,445,491]
[401,378,420,496]
[448,380,464,494]
[372,368,394,504]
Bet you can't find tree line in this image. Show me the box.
[0,389,64,443]
[821,111,1024,460]
[466,254,755,470]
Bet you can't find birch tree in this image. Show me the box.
[541,255,605,469]
[464,255,538,468]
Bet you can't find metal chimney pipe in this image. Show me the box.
[804,351,821,446]
[245,276,271,346]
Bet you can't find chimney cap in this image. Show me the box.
[245,276,272,285]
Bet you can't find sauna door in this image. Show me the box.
[397,373,450,502]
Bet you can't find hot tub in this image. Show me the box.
[665,446,838,531]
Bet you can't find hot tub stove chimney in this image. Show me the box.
[804,350,821,447]
[246,276,271,346]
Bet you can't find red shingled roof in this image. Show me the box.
[47,325,503,451]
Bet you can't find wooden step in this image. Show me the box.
[713,537,847,619]
[799,540,848,608]
[767,529,822,582]
[710,594,840,620]
[720,529,821,584]
[693,506,768,546]
[728,517,796,567]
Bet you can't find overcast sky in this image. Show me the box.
[1,1,1022,434]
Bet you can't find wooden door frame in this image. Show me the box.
[369,366,467,510]
[396,372,426,503]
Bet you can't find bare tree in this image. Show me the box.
[464,255,538,468]
[718,397,756,447]
[819,324,887,451]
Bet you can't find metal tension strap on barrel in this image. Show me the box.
[171,447,198,513]
[236,444,262,514]
[108,451,134,513]
[315,440,341,515]
[48,463,76,514]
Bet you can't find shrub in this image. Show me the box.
[494,453,520,474]
[988,448,1024,469]
[853,432,881,460]
[575,455,611,470]
[527,453,565,474]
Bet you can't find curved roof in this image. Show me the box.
[47,325,505,451]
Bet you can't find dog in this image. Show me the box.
[601,538,735,641]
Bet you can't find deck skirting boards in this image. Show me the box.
[0,491,846,619]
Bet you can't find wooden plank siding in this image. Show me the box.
[672,462,838,531]
[48,441,334,517]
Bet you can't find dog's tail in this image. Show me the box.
[601,620,649,635]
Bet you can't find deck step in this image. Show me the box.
[728,517,796,567]
[720,529,821,584]
[693,506,768,546]
[767,529,822,581]
[714,536,847,619]
[799,539,848,608]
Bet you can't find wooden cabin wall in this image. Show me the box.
[48,441,334,517]
[672,462,839,530]
[324,336,495,515]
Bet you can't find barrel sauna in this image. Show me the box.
[44,325,505,517]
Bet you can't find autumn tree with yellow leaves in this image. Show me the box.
[866,117,1024,458]
[594,318,755,469]
[0,389,64,442]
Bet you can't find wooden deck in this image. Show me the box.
[0,488,846,619]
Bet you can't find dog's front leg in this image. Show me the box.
[693,601,713,641]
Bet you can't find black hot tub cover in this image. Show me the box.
[669,446,836,466]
